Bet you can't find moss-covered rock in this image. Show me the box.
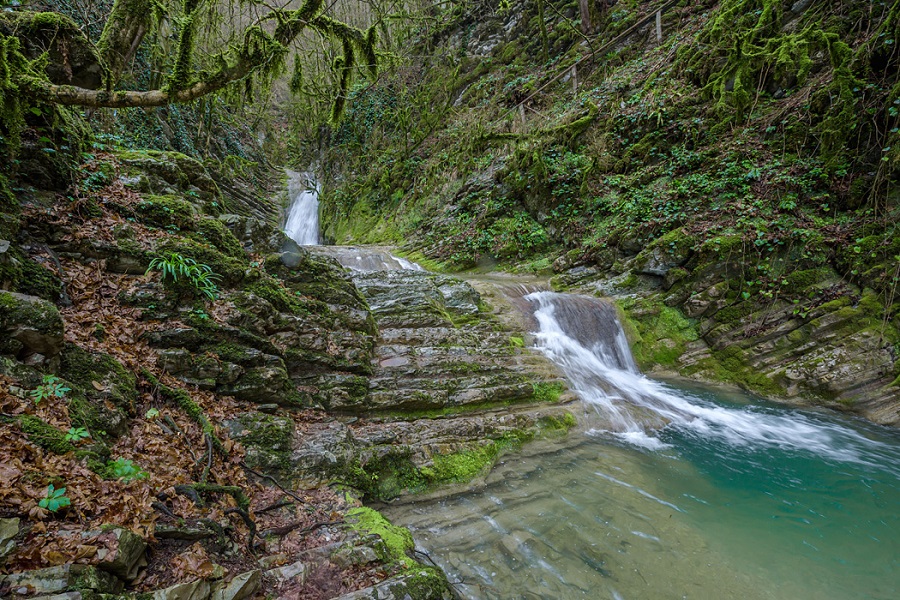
[116,149,219,201]
[345,506,415,566]
[18,257,65,303]
[14,415,75,454]
[59,345,138,413]
[135,195,196,230]
[0,291,64,359]
[154,236,247,286]
[194,217,245,260]
[227,413,294,477]
[617,297,699,369]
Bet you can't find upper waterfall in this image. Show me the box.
[283,170,320,245]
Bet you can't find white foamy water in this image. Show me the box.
[526,291,899,471]
[309,246,424,272]
[283,170,320,245]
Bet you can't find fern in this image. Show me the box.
[146,252,222,300]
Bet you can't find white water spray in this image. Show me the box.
[283,170,320,245]
[527,291,897,467]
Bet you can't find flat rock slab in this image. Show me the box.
[0,564,123,597]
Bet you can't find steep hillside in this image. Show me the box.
[318,0,900,423]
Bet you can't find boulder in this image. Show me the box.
[0,292,65,360]
[210,570,260,600]
[93,527,148,581]
[152,579,211,600]
[330,568,452,600]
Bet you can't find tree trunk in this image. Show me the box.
[97,0,160,86]
[579,0,591,34]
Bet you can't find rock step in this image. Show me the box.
[367,382,534,411]
[377,326,516,348]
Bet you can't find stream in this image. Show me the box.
[284,204,899,599]
[385,292,900,600]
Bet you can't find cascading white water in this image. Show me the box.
[283,170,320,245]
[527,291,898,468]
[310,246,424,272]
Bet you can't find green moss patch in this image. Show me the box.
[617,298,699,369]
[193,218,245,259]
[60,345,138,412]
[13,415,75,454]
[531,381,566,403]
[345,506,415,566]
[135,195,196,230]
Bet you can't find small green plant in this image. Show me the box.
[30,375,71,404]
[108,458,148,482]
[64,427,91,442]
[146,252,222,300]
[39,484,71,512]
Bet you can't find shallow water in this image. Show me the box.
[383,292,900,600]
[385,397,899,599]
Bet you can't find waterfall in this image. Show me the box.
[283,170,320,245]
[526,291,898,467]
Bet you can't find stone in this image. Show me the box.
[0,517,19,563]
[266,559,309,583]
[0,292,65,359]
[155,524,215,542]
[330,569,452,600]
[93,527,148,581]
[435,278,481,315]
[152,579,211,600]
[219,214,280,254]
[0,564,123,596]
[331,544,380,569]
[209,570,260,600]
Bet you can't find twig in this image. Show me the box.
[240,461,315,508]
[255,500,295,514]
[151,501,177,518]
[259,520,343,539]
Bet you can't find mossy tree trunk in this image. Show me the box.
[96,0,161,87]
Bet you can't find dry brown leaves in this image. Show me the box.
[59,260,158,373]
